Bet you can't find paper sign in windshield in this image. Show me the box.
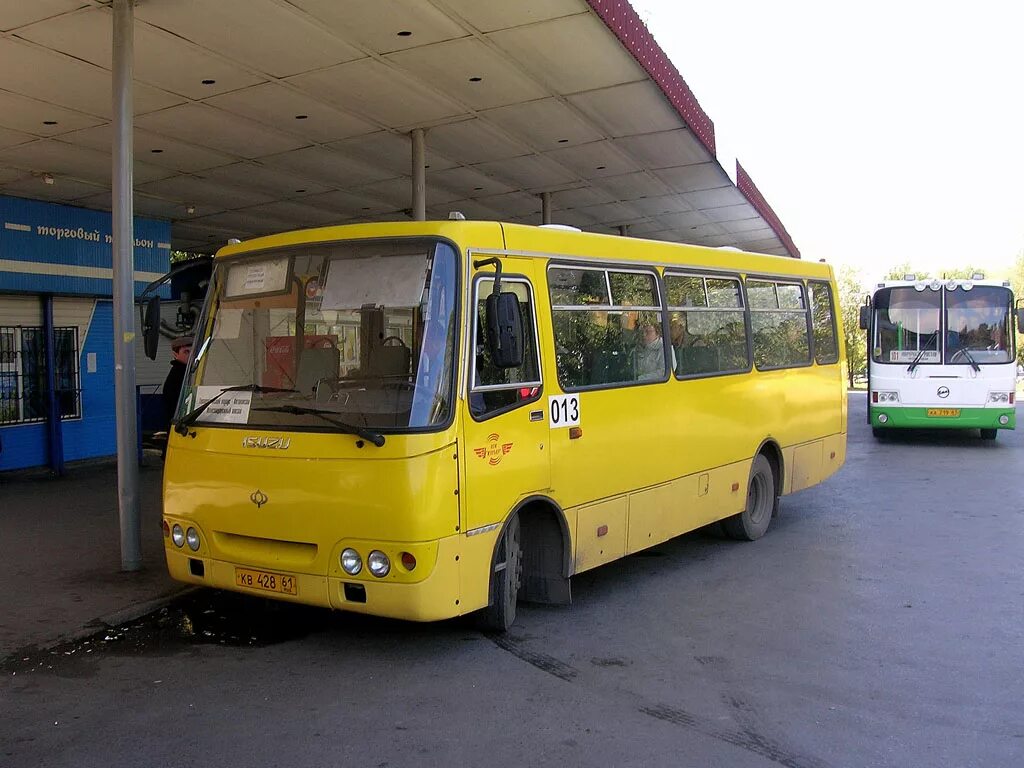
[194,386,252,424]
[225,257,290,298]
[889,350,940,363]
[321,254,427,310]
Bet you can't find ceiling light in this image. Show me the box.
[469,76,482,82]
[43,120,58,126]
[186,205,196,215]
[42,173,54,185]
[474,186,483,191]
[295,114,308,120]
[201,79,216,85]
[596,165,606,170]
[397,30,412,37]
[557,138,569,143]
[295,189,306,193]
[150,149,163,154]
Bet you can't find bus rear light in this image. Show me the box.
[874,391,898,403]
[400,552,416,571]
[988,392,1012,404]
[161,520,170,538]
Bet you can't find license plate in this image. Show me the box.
[926,408,960,417]
[235,567,297,595]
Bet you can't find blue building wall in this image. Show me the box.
[0,195,171,472]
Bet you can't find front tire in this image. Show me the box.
[872,427,886,439]
[722,454,776,541]
[481,514,522,631]
[980,428,997,440]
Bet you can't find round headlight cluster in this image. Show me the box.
[367,550,391,577]
[340,548,391,577]
[170,523,200,551]
[340,548,362,575]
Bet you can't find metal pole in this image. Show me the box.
[42,294,64,476]
[112,0,141,571]
[618,224,630,237]
[411,128,426,221]
[541,192,552,225]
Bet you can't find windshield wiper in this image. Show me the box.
[955,346,981,373]
[174,384,297,435]
[907,332,938,373]
[251,405,386,447]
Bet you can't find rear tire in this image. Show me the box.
[480,514,522,632]
[722,454,776,541]
[872,427,886,439]
[980,428,997,440]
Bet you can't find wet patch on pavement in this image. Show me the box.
[1,590,336,677]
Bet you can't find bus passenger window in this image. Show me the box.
[809,281,839,364]
[549,266,664,389]
[665,274,748,377]
[748,279,811,369]
[470,278,542,419]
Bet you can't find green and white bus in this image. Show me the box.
[860,275,1020,439]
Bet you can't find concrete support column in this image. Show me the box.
[540,192,552,225]
[112,0,141,572]
[411,128,426,221]
[618,224,630,237]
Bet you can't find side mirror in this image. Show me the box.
[485,292,524,369]
[143,296,161,360]
[1016,306,1024,331]
[858,305,870,331]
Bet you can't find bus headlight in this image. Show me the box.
[171,524,185,548]
[367,550,391,578]
[873,391,899,403]
[185,527,201,551]
[988,392,1011,403]
[340,548,362,575]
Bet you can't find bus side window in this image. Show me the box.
[809,281,839,364]
[470,278,542,420]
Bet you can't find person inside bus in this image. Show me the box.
[634,320,668,381]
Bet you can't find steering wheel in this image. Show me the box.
[949,348,970,363]
[382,335,408,350]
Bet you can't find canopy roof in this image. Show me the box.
[0,0,800,257]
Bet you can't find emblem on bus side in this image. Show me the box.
[242,436,291,449]
[474,433,513,466]
[937,387,950,399]
[250,490,269,508]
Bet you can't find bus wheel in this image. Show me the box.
[481,514,522,632]
[723,455,775,541]
[980,428,998,440]
[872,427,886,440]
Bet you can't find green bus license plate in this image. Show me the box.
[926,408,960,417]
[235,567,297,595]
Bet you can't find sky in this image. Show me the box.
[631,0,1024,284]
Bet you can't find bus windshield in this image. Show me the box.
[179,238,459,432]
[945,286,1013,364]
[872,287,940,364]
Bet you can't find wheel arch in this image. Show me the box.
[754,437,784,499]
[487,494,572,606]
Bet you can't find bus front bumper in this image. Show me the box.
[870,405,1015,430]
[165,533,476,623]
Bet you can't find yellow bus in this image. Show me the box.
[156,221,847,630]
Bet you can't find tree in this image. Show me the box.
[837,265,867,388]
[884,263,930,281]
[1011,250,1024,367]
